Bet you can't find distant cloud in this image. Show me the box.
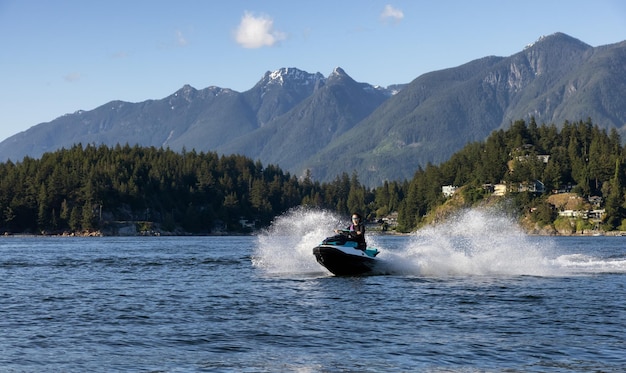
[176,30,188,47]
[235,11,286,48]
[380,4,404,23]
[63,72,81,82]
[158,30,189,49]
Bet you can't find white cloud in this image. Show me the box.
[176,30,188,47]
[235,11,286,48]
[380,4,404,23]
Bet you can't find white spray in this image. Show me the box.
[383,209,561,276]
[252,207,344,275]
[253,207,626,277]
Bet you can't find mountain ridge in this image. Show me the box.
[303,33,626,184]
[1,32,625,187]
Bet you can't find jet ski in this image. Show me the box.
[313,231,381,276]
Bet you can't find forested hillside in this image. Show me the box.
[0,144,402,235]
[1,118,625,235]
[397,118,626,233]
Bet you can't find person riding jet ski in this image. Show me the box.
[334,213,366,250]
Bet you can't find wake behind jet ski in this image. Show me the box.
[312,230,381,276]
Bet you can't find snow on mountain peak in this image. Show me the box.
[525,34,550,49]
[260,67,325,90]
[330,67,346,76]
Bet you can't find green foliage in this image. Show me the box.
[0,144,400,234]
[575,218,594,232]
[1,118,625,235]
[553,217,575,234]
[602,157,625,230]
[530,200,557,227]
[461,186,487,205]
[397,118,626,231]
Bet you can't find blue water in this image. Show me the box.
[1,209,625,372]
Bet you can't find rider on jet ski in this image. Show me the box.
[334,213,367,250]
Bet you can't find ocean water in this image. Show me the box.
[1,208,625,372]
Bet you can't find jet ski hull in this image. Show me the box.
[312,245,379,276]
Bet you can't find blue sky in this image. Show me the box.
[1,0,625,142]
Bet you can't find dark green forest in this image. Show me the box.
[1,118,625,235]
[0,143,403,234]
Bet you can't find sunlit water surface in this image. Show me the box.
[1,208,625,372]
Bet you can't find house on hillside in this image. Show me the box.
[558,209,605,220]
[588,196,603,208]
[380,212,398,228]
[519,180,545,193]
[442,185,458,197]
[515,154,550,164]
[553,184,575,194]
[491,180,545,196]
[493,184,507,196]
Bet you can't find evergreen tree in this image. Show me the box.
[81,201,95,231]
[37,183,49,230]
[347,172,366,215]
[69,206,81,232]
[604,158,625,230]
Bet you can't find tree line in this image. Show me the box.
[1,118,625,235]
[0,143,404,234]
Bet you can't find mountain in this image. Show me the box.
[1,33,625,187]
[304,33,626,184]
[217,67,392,170]
[242,67,326,126]
[0,66,397,179]
[0,85,256,159]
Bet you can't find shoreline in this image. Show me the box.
[3,229,626,238]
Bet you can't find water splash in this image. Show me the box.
[384,209,561,277]
[252,207,343,275]
[253,207,626,277]
[554,253,626,274]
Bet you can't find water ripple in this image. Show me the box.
[0,235,624,372]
